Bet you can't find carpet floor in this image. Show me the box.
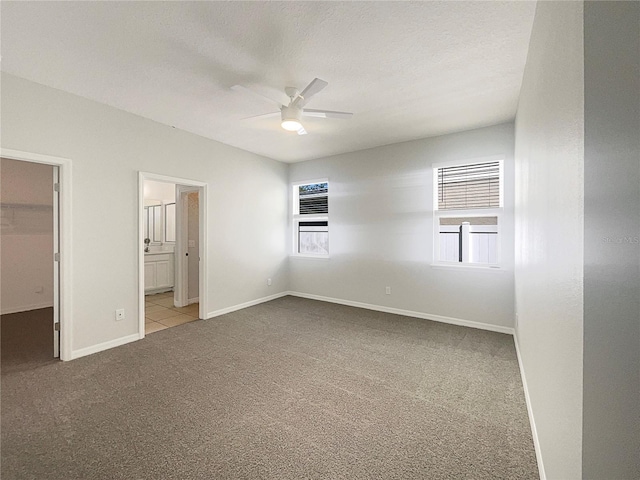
[1,296,538,479]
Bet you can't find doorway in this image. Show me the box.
[1,155,65,368]
[177,186,200,309]
[138,173,207,337]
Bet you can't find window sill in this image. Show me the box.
[430,263,504,272]
[290,254,330,259]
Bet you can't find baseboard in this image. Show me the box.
[188,297,199,305]
[287,291,515,335]
[145,287,173,295]
[514,333,546,480]
[1,302,54,316]
[70,333,140,360]
[206,291,289,319]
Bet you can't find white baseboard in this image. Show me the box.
[206,291,289,319]
[514,333,546,480]
[69,293,287,361]
[1,302,54,316]
[145,287,173,295]
[70,333,140,360]
[188,297,199,305]
[286,291,515,335]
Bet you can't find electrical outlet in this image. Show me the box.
[267,278,272,286]
[115,309,125,321]
[385,286,391,295]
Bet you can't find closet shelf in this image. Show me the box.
[0,203,53,210]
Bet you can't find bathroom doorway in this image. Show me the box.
[138,173,207,337]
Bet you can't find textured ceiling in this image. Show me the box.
[1,1,536,163]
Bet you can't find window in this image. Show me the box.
[293,180,329,256]
[434,160,502,266]
[438,216,498,263]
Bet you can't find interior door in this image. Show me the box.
[175,187,189,308]
[52,166,60,358]
[175,185,201,308]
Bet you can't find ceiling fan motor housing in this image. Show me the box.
[284,86,299,99]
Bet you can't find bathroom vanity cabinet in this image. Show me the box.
[144,252,175,293]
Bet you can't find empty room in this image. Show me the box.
[1,2,638,479]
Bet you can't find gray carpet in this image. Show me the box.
[1,296,538,479]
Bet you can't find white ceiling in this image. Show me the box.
[1,1,536,163]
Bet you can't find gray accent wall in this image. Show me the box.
[583,1,640,477]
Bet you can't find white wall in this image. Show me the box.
[289,123,515,329]
[1,73,289,355]
[143,179,175,205]
[583,1,640,477]
[514,2,585,478]
[1,158,54,314]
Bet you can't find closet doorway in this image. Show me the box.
[138,173,207,337]
[0,150,71,364]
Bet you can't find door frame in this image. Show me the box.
[138,172,207,338]
[52,165,60,358]
[1,148,73,361]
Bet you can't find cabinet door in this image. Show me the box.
[156,260,171,288]
[144,262,157,289]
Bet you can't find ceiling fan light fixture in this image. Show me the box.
[281,105,303,132]
[281,119,303,131]
[233,78,352,135]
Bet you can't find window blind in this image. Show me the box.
[299,182,328,215]
[437,161,500,210]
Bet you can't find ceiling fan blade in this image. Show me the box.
[241,112,280,120]
[231,84,283,107]
[303,109,353,119]
[294,78,328,106]
[297,125,308,135]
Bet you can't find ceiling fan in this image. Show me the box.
[231,78,353,135]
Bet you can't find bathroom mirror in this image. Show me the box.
[144,203,163,244]
[152,205,162,242]
[165,203,176,242]
[143,208,149,240]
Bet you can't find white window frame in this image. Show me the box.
[292,178,329,258]
[432,157,504,269]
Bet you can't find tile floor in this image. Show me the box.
[145,291,199,334]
